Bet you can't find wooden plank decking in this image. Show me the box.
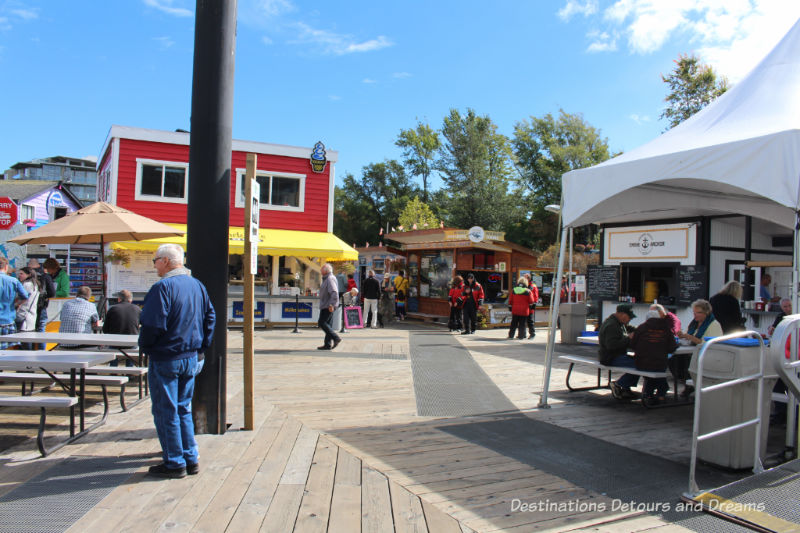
[0,325,717,532]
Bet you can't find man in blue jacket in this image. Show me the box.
[0,256,28,348]
[140,244,215,479]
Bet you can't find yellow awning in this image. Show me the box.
[111,224,358,261]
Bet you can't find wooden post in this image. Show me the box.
[243,153,257,430]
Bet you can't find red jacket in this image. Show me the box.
[449,284,464,308]
[509,286,534,316]
[462,281,484,307]
[529,283,539,304]
[347,278,357,292]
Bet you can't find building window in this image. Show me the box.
[234,169,304,212]
[20,204,35,221]
[135,159,188,203]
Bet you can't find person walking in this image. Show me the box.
[317,263,341,350]
[0,257,28,349]
[140,244,216,479]
[361,270,381,328]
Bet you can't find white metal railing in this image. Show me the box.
[770,314,800,456]
[686,331,766,497]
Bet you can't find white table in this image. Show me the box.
[1,332,141,364]
[577,335,696,355]
[0,351,116,437]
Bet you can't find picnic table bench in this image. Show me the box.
[0,372,130,411]
[0,395,79,456]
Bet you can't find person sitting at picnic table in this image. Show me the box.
[597,304,639,400]
[343,287,359,307]
[708,280,745,334]
[672,298,724,397]
[43,257,70,297]
[649,302,681,335]
[630,308,679,405]
[0,256,29,349]
[103,289,141,335]
[58,285,100,347]
[598,303,638,400]
[768,297,793,337]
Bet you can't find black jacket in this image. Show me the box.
[598,314,634,365]
[709,293,744,334]
[630,317,678,371]
[362,276,381,300]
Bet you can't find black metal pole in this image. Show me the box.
[292,294,300,333]
[339,294,348,333]
[187,0,236,435]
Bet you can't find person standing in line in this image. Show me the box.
[0,257,28,349]
[317,263,341,350]
[361,270,381,328]
[43,258,70,297]
[708,280,745,334]
[461,273,484,335]
[378,274,394,327]
[28,258,55,349]
[140,244,215,479]
[15,267,40,348]
[393,270,409,320]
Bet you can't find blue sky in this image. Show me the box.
[1,1,799,189]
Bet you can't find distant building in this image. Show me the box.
[4,156,97,205]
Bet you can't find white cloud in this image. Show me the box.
[329,95,341,101]
[561,0,800,82]
[154,36,175,49]
[290,22,393,55]
[629,113,651,124]
[143,0,192,18]
[392,72,412,79]
[253,0,295,18]
[558,0,598,21]
[362,78,377,84]
[10,9,38,20]
[262,36,273,45]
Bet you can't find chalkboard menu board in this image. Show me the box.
[587,265,620,301]
[343,306,364,329]
[678,265,707,305]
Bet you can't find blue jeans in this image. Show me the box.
[318,308,340,347]
[609,354,640,389]
[149,356,198,469]
[35,308,47,350]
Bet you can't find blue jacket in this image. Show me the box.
[0,273,28,325]
[139,269,216,362]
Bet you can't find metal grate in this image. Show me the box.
[0,455,145,533]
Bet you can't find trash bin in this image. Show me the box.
[558,302,587,344]
[689,339,777,469]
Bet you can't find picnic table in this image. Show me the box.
[0,351,117,455]
[1,332,141,364]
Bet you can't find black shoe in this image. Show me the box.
[517,336,525,340]
[317,345,331,350]
[680,385,695,399]
[332,338,341,349]
[186,463,199,475]
[508,335,515,339]
[529,333,536,339]
[148,464,186,479]
[610,381,623,400]
[620,388,637,400]
[461,331,470,335]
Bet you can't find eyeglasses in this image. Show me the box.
[152,257,162,265]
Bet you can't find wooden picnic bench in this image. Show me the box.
[0,372,129,410]
[0,395,79,456]
[558,354,690,408]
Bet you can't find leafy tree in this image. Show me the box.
[398,197,439,230]
[436,108,518,231]
[661,54,728,129]
[395,121,440,203]
[333,160,417,246]
[512,109,612,249]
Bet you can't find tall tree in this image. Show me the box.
[512,109,612,250]
[398,197,439,230]
[333,160,417,246]
[437,108,517,231]
[395,121,441,203]
[661,54,728,129]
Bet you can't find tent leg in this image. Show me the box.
[539,226,569,408]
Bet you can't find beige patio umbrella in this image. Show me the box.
[9,201,186,302]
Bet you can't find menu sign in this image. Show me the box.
[587,265,620,301]
[678,265,707,305]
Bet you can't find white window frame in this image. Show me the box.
[20,203,35,221]
[234,169,305,212]
[135,158,189,204]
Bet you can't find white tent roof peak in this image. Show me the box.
[562,16,800,230]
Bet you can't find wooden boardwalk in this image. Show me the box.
[0,324,722,532]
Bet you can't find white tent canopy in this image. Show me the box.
[540,17,800,407]
[561,16,800,231]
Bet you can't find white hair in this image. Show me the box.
[320,263,333,275]
[156,243,185,266]
[645,309,661,320]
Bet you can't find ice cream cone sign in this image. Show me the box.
[310,141,327,173]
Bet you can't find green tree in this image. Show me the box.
[333,160,417,246]
[398,197,439,230]
[661,54,728,129]
[395,121,441,203]
[512,109,612,250]
[436,108,518,231]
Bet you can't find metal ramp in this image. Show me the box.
[681,459,800,533]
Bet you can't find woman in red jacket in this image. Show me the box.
[448,275,464,332]
[508,277,534,340]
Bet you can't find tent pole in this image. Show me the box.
[539,225,569,408]
[568,228,573,302]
